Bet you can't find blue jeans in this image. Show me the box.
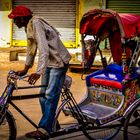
[38,64,68,133]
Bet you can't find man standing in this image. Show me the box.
[8,5,71,139]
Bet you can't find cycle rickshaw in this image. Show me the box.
[0,9,140,140]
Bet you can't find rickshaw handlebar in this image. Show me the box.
[7,70,30,83]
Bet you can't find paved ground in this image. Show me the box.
[0,53,139,140]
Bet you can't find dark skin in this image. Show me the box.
[13,16,40,85]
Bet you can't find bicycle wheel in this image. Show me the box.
[83,121,121,140]
[123,103,140,140]
[0,110,17,140]
[53,109,121,140]
[52,106,79,132]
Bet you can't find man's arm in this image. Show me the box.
[27,18,50,84]
[33,18,50,75]
[16,64,30,76]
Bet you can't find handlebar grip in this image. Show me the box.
[8,70,16,75]
[19,75,29,80]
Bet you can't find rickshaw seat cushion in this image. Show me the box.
[90,78,122,89]
[86,64,124,89]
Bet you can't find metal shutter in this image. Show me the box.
[106,0,140,15]
[12,0,76,43]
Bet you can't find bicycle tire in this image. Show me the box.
[53,106,121,140]
[123,103,140,140]
[82,121,121,140]
[52,106,79,132]
[0,110,17,140]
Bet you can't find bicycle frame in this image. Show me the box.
[10,85,122,137]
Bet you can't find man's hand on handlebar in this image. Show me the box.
[14,64,40,85]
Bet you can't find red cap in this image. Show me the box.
[8,6,32,19]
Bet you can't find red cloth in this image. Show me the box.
[80,9,140,64]
[8,6,32,19]
[80,9,140,38]
[90,78,122,89]
[119,14,140,38]
[109,31,122,64]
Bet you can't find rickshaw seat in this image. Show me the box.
[73,64,125,119]
[63,64,127,121]
[86,64,124,90]
[76,64,139,120]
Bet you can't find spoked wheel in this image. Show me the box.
[52,101,87,139]
[53,99,121,140]
[82,121,121,140]
[0,110,17,140]
[52,108,80,132]
[123,103,140,140]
